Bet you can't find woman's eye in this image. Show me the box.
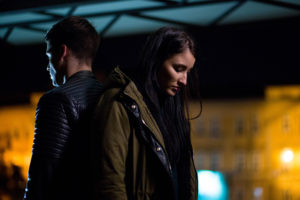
[173,65,185,72]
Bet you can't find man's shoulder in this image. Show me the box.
[62,75,102,95]
[39,75,103,110]
[42,86,68,98]
[38,87,71,106]
[43,77,101,97]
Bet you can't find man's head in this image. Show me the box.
[45,16,100,86]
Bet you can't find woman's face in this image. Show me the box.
[157,49,195,96]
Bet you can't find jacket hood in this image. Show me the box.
[104,67,130,89]
[105,67,144,102]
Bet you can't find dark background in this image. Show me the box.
[1,16,299,105]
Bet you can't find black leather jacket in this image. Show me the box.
[24,70,102,200]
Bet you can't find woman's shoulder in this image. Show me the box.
[98,87,123,105]
[94,87,126,120]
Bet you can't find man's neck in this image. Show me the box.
[67,65,92,79]
[65,57,92,79]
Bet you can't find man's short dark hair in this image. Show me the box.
[46,16,100,63]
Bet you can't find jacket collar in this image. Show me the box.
[108,67,167,150]
[66,70,94,82]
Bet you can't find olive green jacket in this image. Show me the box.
[92,67,198,200]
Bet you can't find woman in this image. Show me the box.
[92,27,199,200]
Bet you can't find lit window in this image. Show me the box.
[194,151,206,169]
[209,116,220,138]
[210,152,221,170]
[7,133,12,150]
[251,152,261,171]
[283,190,291,200]
[235,116,244,136]
[235,152,245,171]
[195,118,205,136]
[282,115,290,133]
[250,115,259,135]
[234,187,244,200]
[14,129,20,139]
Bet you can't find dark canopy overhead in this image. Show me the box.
[1,0,300,45]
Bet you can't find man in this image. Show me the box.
[24,16,102,200]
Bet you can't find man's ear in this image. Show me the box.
[60,44,69,62]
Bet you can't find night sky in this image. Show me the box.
[1,16,299,105]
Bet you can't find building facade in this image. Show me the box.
[191,86,300,200]
[1,87,300,199]
[0,93,40,200]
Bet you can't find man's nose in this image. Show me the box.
[46,64,50,71]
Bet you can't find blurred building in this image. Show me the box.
[191,85,300,200]
[0,93,41,200]
[2,86,300,199]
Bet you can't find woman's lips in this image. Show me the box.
[171,86,180,92]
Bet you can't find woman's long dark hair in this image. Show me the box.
[134,27,200,200]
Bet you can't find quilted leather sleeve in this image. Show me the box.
[24,91,77,200]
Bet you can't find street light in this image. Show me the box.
[281,148,294,164]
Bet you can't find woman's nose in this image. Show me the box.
[46,64,50,71]
[179,73,187,86]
